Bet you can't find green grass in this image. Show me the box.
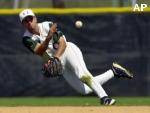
[0,97,149,106]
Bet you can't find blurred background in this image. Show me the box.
[0,0,150,97]
[0,0,149,8]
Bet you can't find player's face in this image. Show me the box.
[22,16,37,32]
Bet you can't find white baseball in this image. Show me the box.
[75,20,83,28]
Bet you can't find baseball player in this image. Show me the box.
[19,9,133,105]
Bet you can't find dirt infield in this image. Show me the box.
[0,106,149,113]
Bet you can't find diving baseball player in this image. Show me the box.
[19,9,133,105]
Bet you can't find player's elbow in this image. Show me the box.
[59,37,67,50]
[34,50,44,56]
[62,38,67,51]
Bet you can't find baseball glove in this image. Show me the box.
[42,57,63,78]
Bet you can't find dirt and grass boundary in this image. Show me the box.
[0,97,149,113]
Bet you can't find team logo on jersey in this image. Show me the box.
[53,43,59,49]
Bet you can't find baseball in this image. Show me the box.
[75,20,83,28]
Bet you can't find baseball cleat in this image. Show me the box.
[112,62,133,79]
[101,96,116,105]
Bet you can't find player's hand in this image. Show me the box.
[51,23,57,33]
[47,23,57,38]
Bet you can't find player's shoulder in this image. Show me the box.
[39,21,53,28]
[38,21,53,33]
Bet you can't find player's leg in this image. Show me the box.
[60,43,93,95]
[94,69,114,85]
[63,42,115,105]
[63,69,93,95]
[94,63,133,85]
[63,69,117,106]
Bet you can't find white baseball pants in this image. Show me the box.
[60,42,114,98]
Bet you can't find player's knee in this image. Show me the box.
[80,75,92,86]
[77,89,91,95]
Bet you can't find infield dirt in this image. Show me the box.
[0,106,149,113]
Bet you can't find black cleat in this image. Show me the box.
[112,63,133,79]
[101,96,116,105]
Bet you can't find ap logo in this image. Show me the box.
[133,4,148,11]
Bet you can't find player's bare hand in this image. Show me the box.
[50,23,57,33]
[47,23,57,38]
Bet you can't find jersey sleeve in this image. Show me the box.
[22,36,38,53]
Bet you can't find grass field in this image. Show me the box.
[0,96,149,106]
